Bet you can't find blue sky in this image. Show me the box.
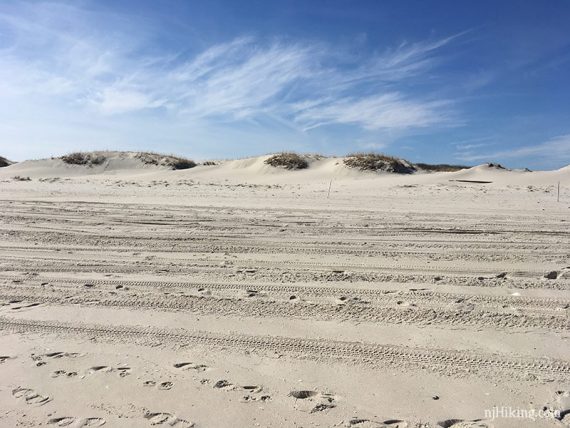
[0,1,569,169]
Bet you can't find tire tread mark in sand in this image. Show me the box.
[1,256,563,278]
[1,317,569,381]
[3,276,568,311]
[0,288,567,331]
[2,265,568,290]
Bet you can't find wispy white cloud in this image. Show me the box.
[457,134,570,164]
[174,41,318,119]
[0,2,457,120]
[0,1,461,160]
[294,94,452,130]
[94,88,167,115]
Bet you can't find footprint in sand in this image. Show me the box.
[142,380,174,390]
[289,390,319,399]
[344,419,409,427]
[116,367,131,377]
[173,362,208,372]
[438,419,493,428]
[213,379,235,390]
[241,393,271,403]
[213,379,259,391]
[48,417,75,426]
[289,389,337,413]
[51,369,78,378]
[44,352,81,359]
[212,379,269,402]
[48,417,106,427]
[12,386,52,406]
[31,351,82,366]
[0,355,14,363]
[87,365,131,377]
[544,390,570,422]
[144,411,194,427]
[88,365,113,374]
[240,385,270,403]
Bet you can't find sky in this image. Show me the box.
[0,1,569,169]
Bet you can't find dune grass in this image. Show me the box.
[59,151,196,170]
[60,152,106,166]
[265,152,309,170]
[0,156,12,167]
[343,152,416,174]
[53,150,475,174]
[135,152,196,170]
[415,163,469,172]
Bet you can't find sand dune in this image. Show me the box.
[1,151,196,178]
[0,152,569,427]
[2,151,568,185]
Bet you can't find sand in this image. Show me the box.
[0,154,569,427]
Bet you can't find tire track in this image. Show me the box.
[1,262,567,290]
[2,275,568,311]
[0,255,562,277]
[0,317,568,381]
[0,229,567,261]
[1,286,567,331]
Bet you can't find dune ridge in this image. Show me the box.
[1,151,568,188]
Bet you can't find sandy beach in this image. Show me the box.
[0,153,569,428]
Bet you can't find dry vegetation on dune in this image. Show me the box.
[265,152,309,170]
[60,152,106,166]
[344,153,416,174]
[135,152,196,170]
[415,163,468,172]
[45,150,476,174]
[58,151,196,170]
[486,162,506,169]
[0,156,14,167]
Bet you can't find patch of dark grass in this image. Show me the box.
[344,153,416,174]
[0,156,12,167]
[415,163,469,172]
[487,162,506,169]
[170,158,196,170]
[135,152,196,170]
[265,152,309,170]
[60,152,106,166]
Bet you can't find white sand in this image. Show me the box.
[0,154,569,427]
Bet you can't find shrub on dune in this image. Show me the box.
[265,152,309,170]
[60,152,106,166]
[0,156,12,167]
[135,152,196,170]
[343,153,416,174]
[415,163,468,172]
